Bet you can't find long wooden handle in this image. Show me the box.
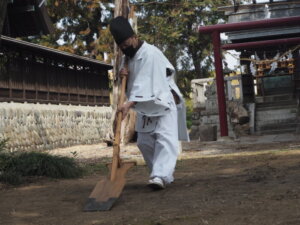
[110,58,128,181]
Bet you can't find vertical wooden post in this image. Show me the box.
[76,68,80,104]
[66,62,71,103]
[21,51,26,100]
[85,68,88,104]
[93,70,96,105]
[8,67,12,99]
[57,63,60,102]
[0,0,7,36]
[34,55,38,100]
[212,31,228,137]
[46,59,50,102]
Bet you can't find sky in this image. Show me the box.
[221,33,240,70]
[225,50,240,70]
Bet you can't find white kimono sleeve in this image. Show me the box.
[126,50,174,117]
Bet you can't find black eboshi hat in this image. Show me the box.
[109,16,135,45]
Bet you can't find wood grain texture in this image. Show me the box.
[0,0,7,35]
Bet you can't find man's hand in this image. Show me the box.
[113,101,135,134]
[118,101,136,120]
[119,67,129,78]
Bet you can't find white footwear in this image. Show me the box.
[147,177,166,190]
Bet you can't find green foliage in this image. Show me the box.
[0,170,23,185]
[24,0,114,63]
[0,139,83,185]
[5,152,83,178]
[0,151,10,171]
[134,0,230,97]
[0,138,8,153]
[21,1,230,98]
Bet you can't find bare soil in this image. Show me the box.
[1,138,300,225]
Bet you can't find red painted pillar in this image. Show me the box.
[212,31,228,136]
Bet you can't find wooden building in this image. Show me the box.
[0,0,112,106]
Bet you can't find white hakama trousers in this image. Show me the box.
[137,108,179,184]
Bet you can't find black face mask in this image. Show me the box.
[122,45,137,58]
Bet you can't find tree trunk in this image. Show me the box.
[112,0,136,145]
[191,50,202,78]
[122,110,136,144]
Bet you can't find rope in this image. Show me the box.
[225,45,300,63]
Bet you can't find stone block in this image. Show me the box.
[199,125,217,142]
[189,125,201,140]
[205,99,219,112]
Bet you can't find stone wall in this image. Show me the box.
[0,102,113,151]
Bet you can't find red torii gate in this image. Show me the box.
[198,16,300,137]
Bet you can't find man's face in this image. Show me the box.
[119,36,138,58]
[119,37,135,50]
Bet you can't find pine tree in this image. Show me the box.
[133,0,229,97]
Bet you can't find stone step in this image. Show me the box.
[256,129,298,135]
[256,126,299,135]
[255,94,295,103]
[256,100,298,110]
[256,110,298,122]
[256,122,299,132]
[256,116,298,124]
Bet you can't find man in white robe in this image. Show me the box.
[110,16,189,190]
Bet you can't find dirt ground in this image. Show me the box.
[1,136,300,225]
